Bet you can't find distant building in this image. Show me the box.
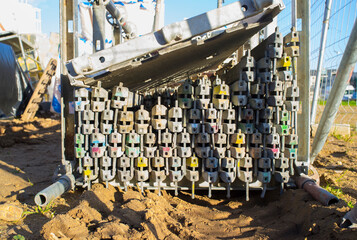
[310,68,357,100]
[310,69,329,100]
[0,0,41,34]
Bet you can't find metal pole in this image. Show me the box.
[73,0,79,58]
[60,0,66,164]
[311,19,357,162]
[217,0,223,8]
[296,0,311,174]
[18,35,29,75]
[310,0,333,124]
[291,0,297,28]
[60,0,66,70]
[114,26,122,45]
[153,0,163,31]
[60,0,76,172]
[93,0,106,52]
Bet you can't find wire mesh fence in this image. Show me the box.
[278,0,357,130]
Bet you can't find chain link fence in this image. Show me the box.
[278,0,357,130]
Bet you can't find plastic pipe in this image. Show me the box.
[296,175,339,206]
[34,174,75,207]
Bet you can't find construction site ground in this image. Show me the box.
[0,117,356,239]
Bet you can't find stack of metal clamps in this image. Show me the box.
[73,27,301,200]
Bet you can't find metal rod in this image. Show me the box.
[217,0,223,8]
[310,0,333,124]
[311,18,357,162]
[60,0,66,167]
[73,0,79,57]
[291,0,297,28]
[93,0,106,52]
[113,27,122,45]
[18,35,29,75]
[59,0,66,70]
[245,182,249,201]
[296,0,311,173]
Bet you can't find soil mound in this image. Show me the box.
[42,184,356,240]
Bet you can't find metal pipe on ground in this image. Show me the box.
[310,18,357,163]
[296,175,339,206]
[34,174,75,207]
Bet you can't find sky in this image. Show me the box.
[29,0,59,35]
[30,0,238,35]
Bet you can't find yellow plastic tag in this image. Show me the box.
[187,157,198,167]
[136,157,147,167]
[84,169,91,176]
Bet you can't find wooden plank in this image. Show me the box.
[21,58,57,121]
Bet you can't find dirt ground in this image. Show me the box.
[0,117,356,240]
[315,104,357,129]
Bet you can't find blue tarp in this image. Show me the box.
[0,42,32,117]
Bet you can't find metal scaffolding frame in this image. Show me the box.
[58,0,311,189]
